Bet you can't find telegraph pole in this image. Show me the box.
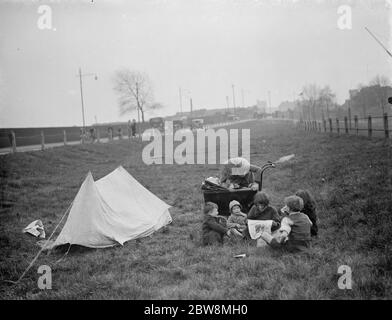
[179,87,183,114]
[241,88,245,108]
[268,90,272,113]
[226,95,229,113]
[190,98,193,129]
[232,84,236,114]
[79,67,85,131]
[77,67,97,132]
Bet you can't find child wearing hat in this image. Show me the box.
[227,200,248,235]
[260,195,313,252]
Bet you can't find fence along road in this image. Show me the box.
[0,119,254,156]
[297,113,392,139]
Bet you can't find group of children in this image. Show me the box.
[201,190,318,253]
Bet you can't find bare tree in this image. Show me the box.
[369,75,391,115]
[113,69,153,123]
[318,86,335,119]
[301,84,322,120]
[370,75,391,87]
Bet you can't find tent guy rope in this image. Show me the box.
[5,200,74,285]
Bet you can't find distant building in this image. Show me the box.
[278,101,296,112]
[349,89,359,99]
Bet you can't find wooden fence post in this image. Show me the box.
[368,115,372,138]
[348,107,352,130]
[355,115,358,135]
[344,117,348,134]
[11,131,16,153]
[63,130,67,146]
[109,128,113,141]
[96,128,100,143]
[323,119,327,132]
[336,118,340,134]
[329,118,333,133]
[384,113,389,139]
[41,131,45,150]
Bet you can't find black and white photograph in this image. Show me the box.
[0,0,391,303]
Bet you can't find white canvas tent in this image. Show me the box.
[53,166,172,248]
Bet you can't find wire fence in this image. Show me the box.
[297,113,392,139]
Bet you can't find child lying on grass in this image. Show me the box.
[202,202,242,246]
[259,195,313,252]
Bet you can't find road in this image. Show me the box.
[0,119,255,156]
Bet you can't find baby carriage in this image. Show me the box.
[202,162,276,216]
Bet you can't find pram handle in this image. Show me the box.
[257,161,276,191]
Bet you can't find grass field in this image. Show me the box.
[0,120,391,299]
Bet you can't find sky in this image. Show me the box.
[0,0,391,128]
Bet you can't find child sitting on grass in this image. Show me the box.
[202,202,241,246]
[247,191,281,230]
[260,195,313,252]
[227,200,247,235]
[295,189,318,237]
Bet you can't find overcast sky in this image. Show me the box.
[0,0,391,128]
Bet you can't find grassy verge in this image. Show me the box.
[0,120,391,299]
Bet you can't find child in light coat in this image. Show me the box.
[227,200,248,235]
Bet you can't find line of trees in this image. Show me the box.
[113,69,391,123]
[292,75,392,120]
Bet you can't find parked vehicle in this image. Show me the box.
[173,119,184,130]
[149,117,164,130]
[192,118,204,129]
[228,114,240,121]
